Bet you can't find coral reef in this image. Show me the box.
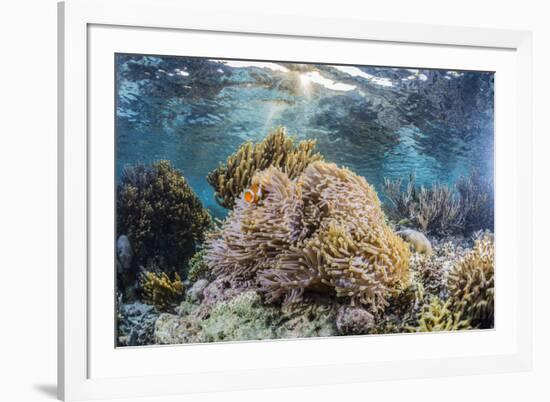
[416,297,471,332]
[115,232,489,345]
[154,291,337,344]
[408,239,468,300]
[206,127,323,209]
[140,271,185,312]
[193,292,277,343]
[383,174,460,235]
[186,249,211,282]
[186,279,209,303]
[456,171,494,234]
[335,306,375,335]
[447,235,494,328]
[117,298,159,346]
[205,161,411,314]
[117,160,212,272]
[383,171,494,235]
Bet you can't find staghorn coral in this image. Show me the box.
[447,235,494,328]
[416,297,471,332]
[117,160,212,272]
[140,271,185,311]
[206,127,323,209]
[205,161,411,314]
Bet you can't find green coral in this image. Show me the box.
[117,160,212,271]
[447,235,494,328]
[416,297,471,332]
[206,127,323,209]
[205,161,411,314]
[186,249,210,282]
[140,271,185,312]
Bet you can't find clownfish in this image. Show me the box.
[243,182,262,204]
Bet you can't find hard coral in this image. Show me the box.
[205,161,410,314]
[447,235,494,328]
[206,127,323,209]
[416,297,471,332]
[117,160,212,272]
[140,271,184,312]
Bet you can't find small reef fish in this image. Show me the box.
[243,183,263,204]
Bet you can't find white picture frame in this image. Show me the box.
[58,0,533,400]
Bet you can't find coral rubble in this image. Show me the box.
[335,306,375,335]
[206,127,323,209]
[117,299,159,346]
[205,161,411,314]
[117,160,212,272]
[154,291,337,344]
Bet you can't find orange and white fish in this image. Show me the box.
[243,182,262,204]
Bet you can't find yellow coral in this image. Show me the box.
[206,127,323,209]
[417,297,471,332]
[447,235,494,328]
[206,161,410,313]
[141,271,184,311]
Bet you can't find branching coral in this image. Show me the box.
[206,127,323,209]
[117,160,212,271]
[140,271,185,311]
[383,171,494,235]
[416,297,471,332]
[447,235,494,328]
[205,161,411,314]
[456,171,494,234]
[383,174,460,235]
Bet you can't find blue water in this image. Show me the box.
[116,54,494,219]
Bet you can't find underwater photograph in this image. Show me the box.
[115,54,495,347]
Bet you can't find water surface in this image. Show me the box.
[116,54,494,219]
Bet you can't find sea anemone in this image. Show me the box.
[205,161,410,313]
